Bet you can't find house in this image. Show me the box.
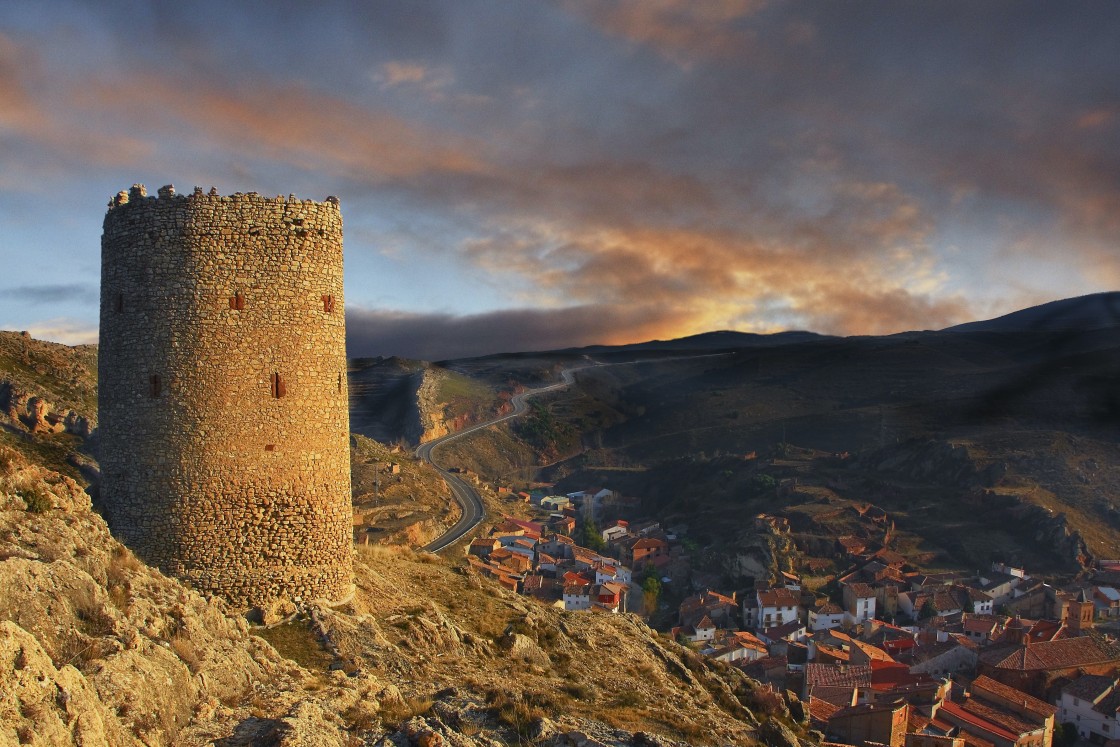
[826,699,909,747]
[563,583,592,611]
[909,634,977,677]
[848,638,896,665]
[629,519,662,536]
[844,582,878,625]
[490,547,532,574]
[523,575,563,606]
[758,620,808,654]
[537,552,558,574]
[540,496,571,511]
[630,537,670,570]
[748,588,801,629]
[550,515,576,535]
[977,566,1027,607]
[538,534,575,559]
[810,601,847,631]
[676,615,718,644]
[601,520,630,543]
[937,677,1055,747]
[705,630,769,664]
[1057,674,1120,742]
[1094,587,1120,618]
[977,618,1120,699]
[968,676,1056,747]
[594,563,632,586]
[496,517,544,537]
[803,662,872,700]
[469,537,500,558]
[596,582,627,613]
[962,615,1001,645]
[468,556,522,592]
[680,590,737,629]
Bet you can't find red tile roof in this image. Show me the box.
[845,582,876,599]
[1061,674,1115,702]
[958,697,1041,738]
[758,588,801,607]
[979,634,1120,671]
[939,700,1019,742]
[849,638,895,662]
[805,663,871,688]
[808,697,840,728]
[869,660,933,690]
[970,675,1057,718]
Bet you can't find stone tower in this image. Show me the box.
[98,184,352,608]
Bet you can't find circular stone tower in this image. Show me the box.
[98,184,352,608]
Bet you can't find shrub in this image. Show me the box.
[20,485,52,513]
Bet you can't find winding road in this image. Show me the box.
[416,353,727,553]
[417,365,587,552]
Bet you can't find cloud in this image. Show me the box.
[346,304,689,360]
[74,74,487,182]
[560,0,767,66]
[4,283,99,306]
[453,173,968,340]
[19,317,99,347]
[0,32,153,170]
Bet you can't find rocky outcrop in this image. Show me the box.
[971,489,1093,570]
[416,368,453,443]
[0,379,94,436]
[859,438,1005,488]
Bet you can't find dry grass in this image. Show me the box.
[379,696,434,727]
[252,618,335,672]
[169,633,202,674]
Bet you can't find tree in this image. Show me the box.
[748,473,777,496]
[642,576,662,615]
[580,518,606,552]
[1054,722,1078,747]
[920,598,938,620]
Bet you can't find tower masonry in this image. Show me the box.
[98,184,352,608]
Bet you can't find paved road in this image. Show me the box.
[417,365,589,553]
[416,353,727,553]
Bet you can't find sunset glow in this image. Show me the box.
[1,2,1118,358]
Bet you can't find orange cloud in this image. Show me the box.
[460,176,972,341]
[74,75,487,181]
[0,33,153,168]
[561,0,767,66]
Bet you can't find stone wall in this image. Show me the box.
[98,184,352,608]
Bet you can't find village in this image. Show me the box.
[464,483,1120,747]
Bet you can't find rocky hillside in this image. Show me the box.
[0,442,797,746]
[0,331,98,482]
[351,434,462,548]
[350,357,507,446]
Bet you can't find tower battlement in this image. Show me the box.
[98,184,353,608]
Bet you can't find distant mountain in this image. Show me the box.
[561,329,831,355]
[945,292,1120,333]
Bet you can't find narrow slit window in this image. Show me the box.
[149,374,161,398]
[337,372,343,393]
[229,291,245,310]
[114,293,124,313]
[270,372,286,398]
[322,294,334,313]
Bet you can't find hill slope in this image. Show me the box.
[1,435,787,746]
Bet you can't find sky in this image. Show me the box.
[1,1,1118,360]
